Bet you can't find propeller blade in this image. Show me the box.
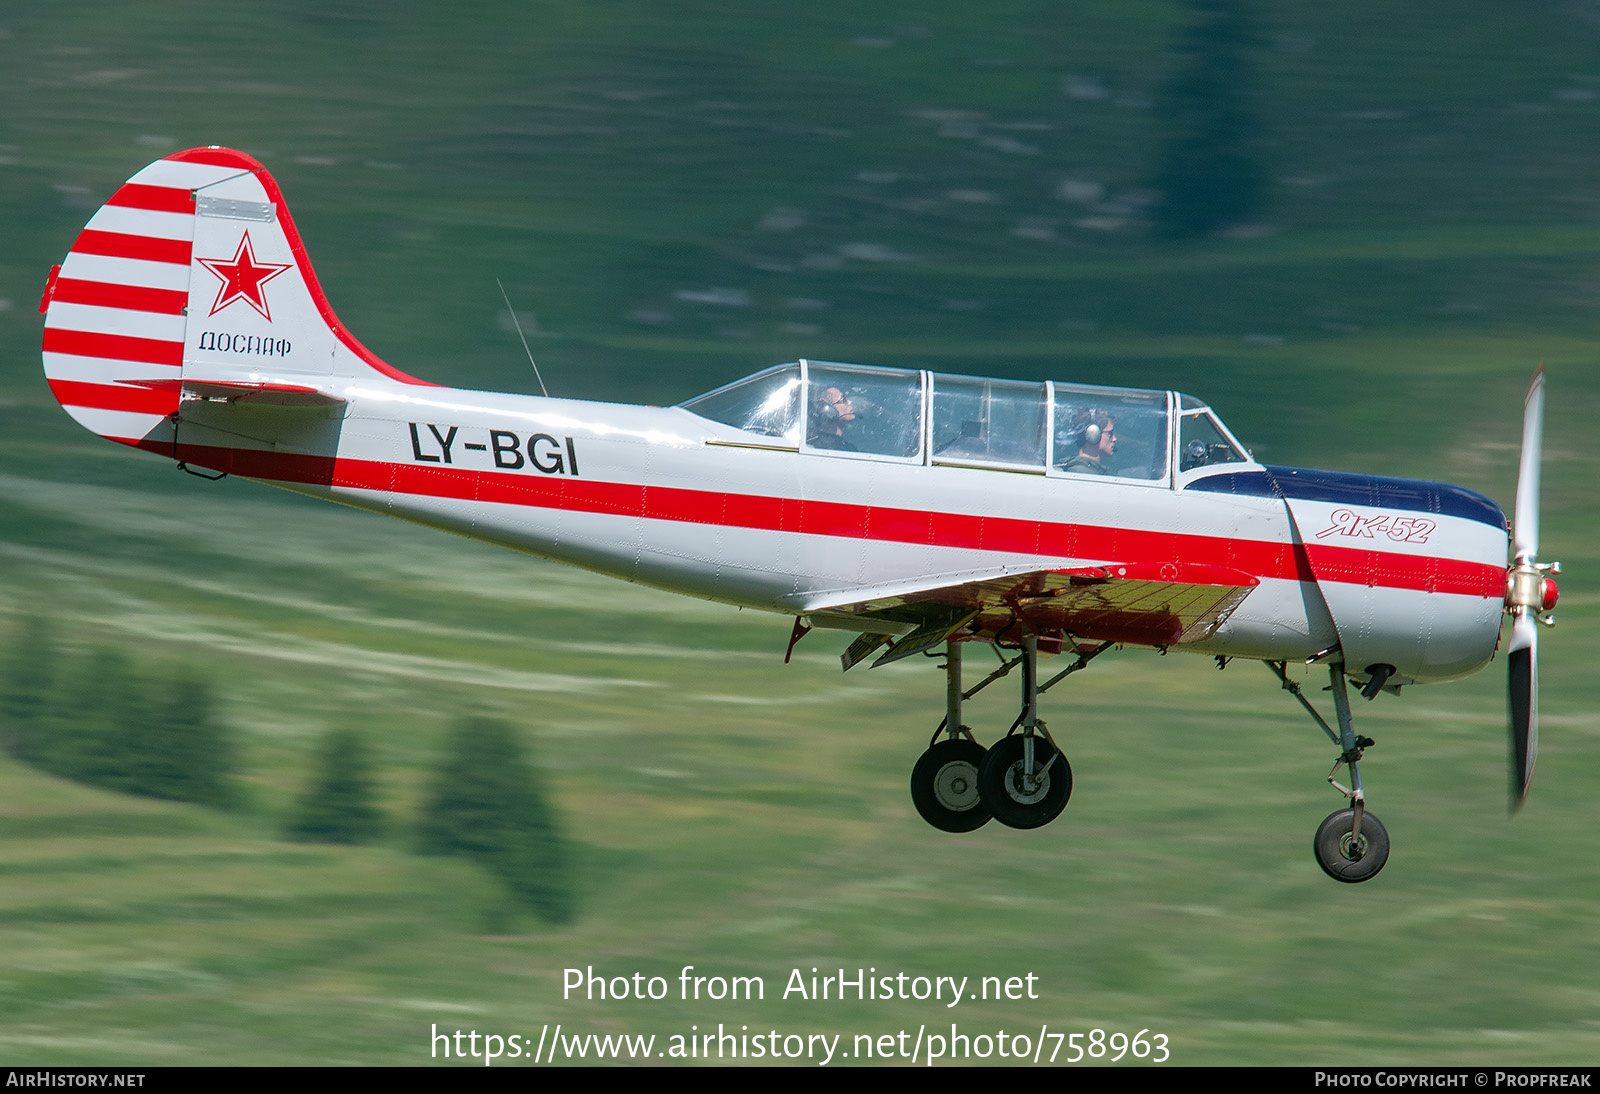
[1508,610,1538,812]
[1513,366,1545,562]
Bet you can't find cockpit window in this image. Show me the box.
[1179,410,1248,472]
[682,362,1236,484]
[679,363,801,442]
[930,375,1046,469]
[1052,384,1168,482]
[804,362,923,459]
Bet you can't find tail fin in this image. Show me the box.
[41,146,434,449]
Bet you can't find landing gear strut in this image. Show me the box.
[1270,659,1391,883]
[978,635,1072,829]
[909,641,991,832]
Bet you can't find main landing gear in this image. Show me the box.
[909,636,1109,833]
[909,642,992,831]
[1269,658,1391,883]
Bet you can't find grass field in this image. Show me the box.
[1,0,1597,1067]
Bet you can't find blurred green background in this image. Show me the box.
[1,0,1596,1066]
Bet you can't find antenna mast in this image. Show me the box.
[497,278,549,398]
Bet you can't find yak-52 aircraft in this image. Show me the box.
[40,148,1560,882]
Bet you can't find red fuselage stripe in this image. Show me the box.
[142,441,1507,599]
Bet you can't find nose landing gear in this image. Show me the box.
[1270,659,1391,883]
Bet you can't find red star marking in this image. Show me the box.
[197,232,292,320]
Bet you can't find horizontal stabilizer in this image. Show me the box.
[122,378,345,408]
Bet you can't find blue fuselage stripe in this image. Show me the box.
[1186,466,1508,531]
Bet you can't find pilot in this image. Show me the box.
[1059,409,1116,474]
[808,385,859,451]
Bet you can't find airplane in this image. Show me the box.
[39,147,1560,883]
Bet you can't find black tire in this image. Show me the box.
[910,739,991,832]
[1313,808,1390,883]
[977,734,1072,830]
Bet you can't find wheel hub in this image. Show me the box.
[934,761,980,810]
[1003,762,1052,804]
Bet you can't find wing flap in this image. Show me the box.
[813,563,1258,668]
[868,606,980,668]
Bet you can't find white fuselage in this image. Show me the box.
[171,378,1508,687]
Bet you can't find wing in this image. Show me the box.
[812,562,1259,670]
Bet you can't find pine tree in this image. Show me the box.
[286,727,384,843]
[419,716,573,924]
[47,646,146,790]
[139,675,236,808]
[3,626,239,807]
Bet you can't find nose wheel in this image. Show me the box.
[1314,807,1390,883]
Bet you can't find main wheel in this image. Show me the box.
[910,739,991,832]
[977,734,1072,830]
[1313,807,1390,883]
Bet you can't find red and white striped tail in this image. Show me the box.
[41,146,432,449]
